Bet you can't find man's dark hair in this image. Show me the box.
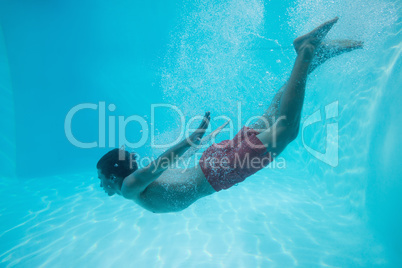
[97,149,138,178]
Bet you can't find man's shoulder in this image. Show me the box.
[121,173,142,199]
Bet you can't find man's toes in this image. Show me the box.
[356,41,364,48]
[316,17,339,39]
[339,40,364,50]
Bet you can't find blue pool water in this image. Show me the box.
[1,0,401,267]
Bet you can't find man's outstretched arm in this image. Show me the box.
[179,119,230,161]
[122,112,210,197]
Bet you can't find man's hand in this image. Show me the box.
[189,112,210,146]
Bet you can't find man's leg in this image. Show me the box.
[251,84,286,131]
[252,38,363,132]
[254,17,340,156]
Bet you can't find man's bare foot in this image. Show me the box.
[317,40,363,57]
[309,39,364,73]
[293,17,339,56]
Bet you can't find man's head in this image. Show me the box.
[96,149,138,196]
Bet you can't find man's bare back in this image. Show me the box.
[131,167,214,213]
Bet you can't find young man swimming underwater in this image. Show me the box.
[97,18,363,213]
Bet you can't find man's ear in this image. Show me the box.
[110,174,117,181]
